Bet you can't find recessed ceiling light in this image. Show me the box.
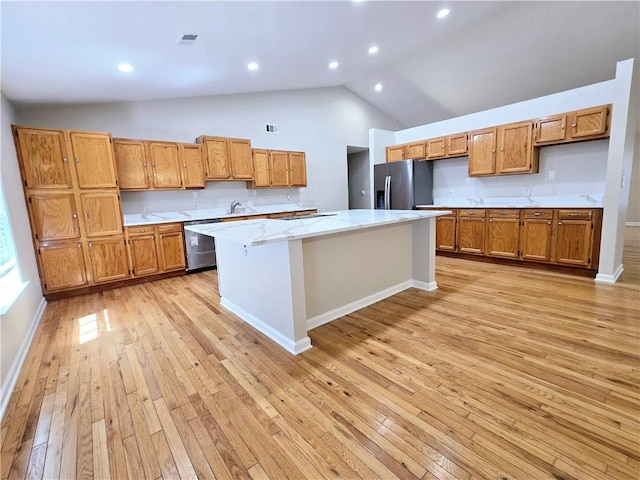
[329,61,339,69]
[117,63,134,73]
[368,46,379,55]
[437,8,450,19]
[374,83,382,92]
[248,62,259,71]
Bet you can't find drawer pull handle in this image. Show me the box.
[137,229,145,233]
[567,213,581,216]
[534,212,542,216]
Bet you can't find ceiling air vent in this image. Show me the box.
[176,34,198,46]
[265,124,278,134]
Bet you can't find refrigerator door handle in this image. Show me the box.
[385,175,391,210]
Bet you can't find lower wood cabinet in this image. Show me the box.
[88,237,130,283]
[38,241,88,292]
[127,223,185,277]
[423,207,601,271]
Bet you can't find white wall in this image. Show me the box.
[626,133,640,224]
[17,87,400,213]
[0,93,45,415]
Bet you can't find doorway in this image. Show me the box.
[347,146,370,209]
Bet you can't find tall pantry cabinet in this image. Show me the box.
[12,126,129,294]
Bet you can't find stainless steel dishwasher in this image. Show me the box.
[183,218,221,271]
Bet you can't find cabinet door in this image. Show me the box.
[29,193,80,241]
[252,149,271,187]
[148,142,182,189]
[406,142,427,160]
[521,218,553,262]
[458,212,485,254]
[158,232,186,271]
[446,134,468,156]
[113,139,150,189]
[39,241,88,291]
[497,121,534,174]
[179,144,205,188]
[14,127,73,189]
[129,234,159,276]
[570,106,609,139]
[69,132,118,188]
[486,217,520,258]
[534,115,567,145]
[435,216,457,251]
[88,237,129,283]
[386,145,405,162]
[228,138,253,180]
[553,219,593,266]
[468,129,496,176]
[426,138,446,159]
[289,152,307,187]
[80,192,123,237]
[270,151,290,187]
[201,137,231,179]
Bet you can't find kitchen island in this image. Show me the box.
[185,209,450,354]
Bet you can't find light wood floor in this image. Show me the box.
[2,227,639,480]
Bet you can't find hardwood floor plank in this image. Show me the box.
[1,226,637,480]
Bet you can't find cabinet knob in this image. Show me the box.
[89,242,93,248]
[558,222,563,225]
[63,157,68,163]
[74,158,80,163]
[72,213,77,219]
[84,212,89,218]
[572,124,577,128]
[492,149,496,153]
[560,125,565,129]
[501,148,504,152]
[548,221,551,225]
[534,212,541,216]
[143,163,147,167]
[489,219,493,223]
[77,243,81,248]
[183,164,187,168]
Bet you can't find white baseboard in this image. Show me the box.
[0,297,47,422]
[220,298,312,355]
[411,280,438,291]
[625,222,640,227]
[595,264,624,284]
[307,280,413,331]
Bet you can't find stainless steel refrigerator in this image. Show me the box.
[374,159,433,210]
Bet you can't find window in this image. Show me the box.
[0,187,26,314]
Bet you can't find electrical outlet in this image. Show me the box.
[192,191,198,199]
[548,170,556,180]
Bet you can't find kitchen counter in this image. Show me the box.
[186,209,450,354]
[123,203,316,226]
[421,195,603,209]
[184,209,451,246]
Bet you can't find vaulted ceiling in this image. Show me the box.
[2,1,638,128]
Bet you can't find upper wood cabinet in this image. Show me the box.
[179,144,206,188]
[534,105,610,146]
[79,192,123,238]
[249,149,307,188]
[387,133,468,162]
[148,141,182,189]
[69,132,118,189]
[405,142,427,160]
[469,122,538,176]
[447,133,468,156]
[28,193,80,242]
[113,139,150,189]
[468,128,497,176]
[13,127,73,189]
[386,145,405,162]
[196,135,253,180]
[426,138,446,159]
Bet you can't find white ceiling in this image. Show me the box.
[2,1,639,128]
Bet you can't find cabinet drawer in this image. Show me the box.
[127,226,155,236]
[295,209,318,216]
[558,210,592,220]
[524,209,553,219]
[459,209,485,217]
[488,209,519,218]
[157,223,182,234]
[222,216,248,222]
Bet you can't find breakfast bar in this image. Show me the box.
[185,209,450,354]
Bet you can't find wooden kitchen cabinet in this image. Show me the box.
[405,141,427,160]
[496,121,538,175]
[179,143,206,188]
[457,209,486,254]
[126,223,185,277]
[251,149,271,188]
[468,129,497,176]
[148,141,183,189]
[553,210,594,267]
[447,133,468,156]
[520,209,554,262]
[113,139,150,189]
[87,237,129,283]
[196,135,253,180]
[386,145,405,162]
[69,131,118,189]
[435,210,457,251]
[534,105,610,146]
[427,138,446,159]
[289,151,307,187]
[270,150,290,187]
[486,209,520,258]
[13,127,73,189]
[28,192,80,241]
[38,241,88,291]
[251,149,307,188]
[79,192,123,237]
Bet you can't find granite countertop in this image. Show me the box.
[420,195,603,209]
[184,209,451,246]
[123,203,316,226]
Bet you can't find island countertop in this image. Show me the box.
[184,209,451,246]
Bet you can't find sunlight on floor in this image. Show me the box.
[103,308,112,332]
[79,313,98,344]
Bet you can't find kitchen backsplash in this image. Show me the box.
[120,182,315,215]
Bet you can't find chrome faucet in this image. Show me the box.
[229,200,242,214]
